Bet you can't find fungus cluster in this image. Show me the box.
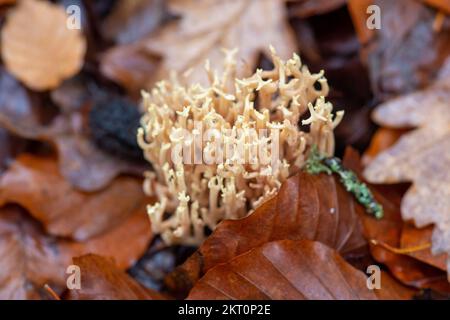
[138,47,343,245]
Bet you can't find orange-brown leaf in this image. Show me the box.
[0,204,152,299]
[166,171,366,297]
[1,0,86,91]
[0,154,147,241]
[188,240,410,300]
[65,254,166,300]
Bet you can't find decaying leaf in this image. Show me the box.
[166,171,366,296]
[0,74,148,192]
[344,148,450,293]
[0,154,147,240]
[1,0,86,91]
[360,0,450,98]
[363,60,450,279]
[422,0,450,14]
[0,205,152,300]
[362,127,410,165]
[401,224,447,271]
[101,0,167,44]
[288,0,346,18]
[188,240,412,300]
[100,43,160,97]
[65,254,166,300]
[142,0,297,84]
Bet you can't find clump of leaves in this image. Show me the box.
[364,60,450,280]
[306,146,383,218]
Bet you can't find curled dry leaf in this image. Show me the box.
[142,0,297,85]
[166,171,366,296]
[344,148,450,293]
[188,240,412,300]
[1,0,86,91]
[65,254,166,300]
[363,61,450,279]
[0,154,147,241]
[0,205,152,300]
[0,70,148,192]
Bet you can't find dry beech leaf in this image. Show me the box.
[0,205,152,300]
[166,171,366,296]
[100,43,160,97]
[143,0,297,84]
[344,148,450,293]
[1,0,86,91]
[0,78,148,192]
[363,61,450,279]
[65,254,166,300]
[0,154,147,241]
[188,240,411,300]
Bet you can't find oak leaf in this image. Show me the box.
[363,61,450,280]
[1,0,86,91]
[142,0,297,84]
[364,130,448,272]
[344,148,450,293]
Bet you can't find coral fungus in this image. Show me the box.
[138,47,343,245]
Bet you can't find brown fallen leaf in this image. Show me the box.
[347,0,375,46]
[166,171,366,297]
[288,0,346,18]
[0,154,147,241]
[401,224,447,271]
[1,0,86,91]
[361,0,450,98]
[0,71,148,192]
[0,204,152,300]
[422,0,450,14]
[142,0,297,84]
[188,240,412,300]
[101,0,167,44]
[363,60,450,279]
[65,254,166,300]
[100,43,161,97]
[362,127,410,165]
[344,148,450,293]
[363,128,448,273]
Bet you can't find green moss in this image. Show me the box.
[305,146,383,219]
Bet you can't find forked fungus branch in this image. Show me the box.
[138,47,344,245]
